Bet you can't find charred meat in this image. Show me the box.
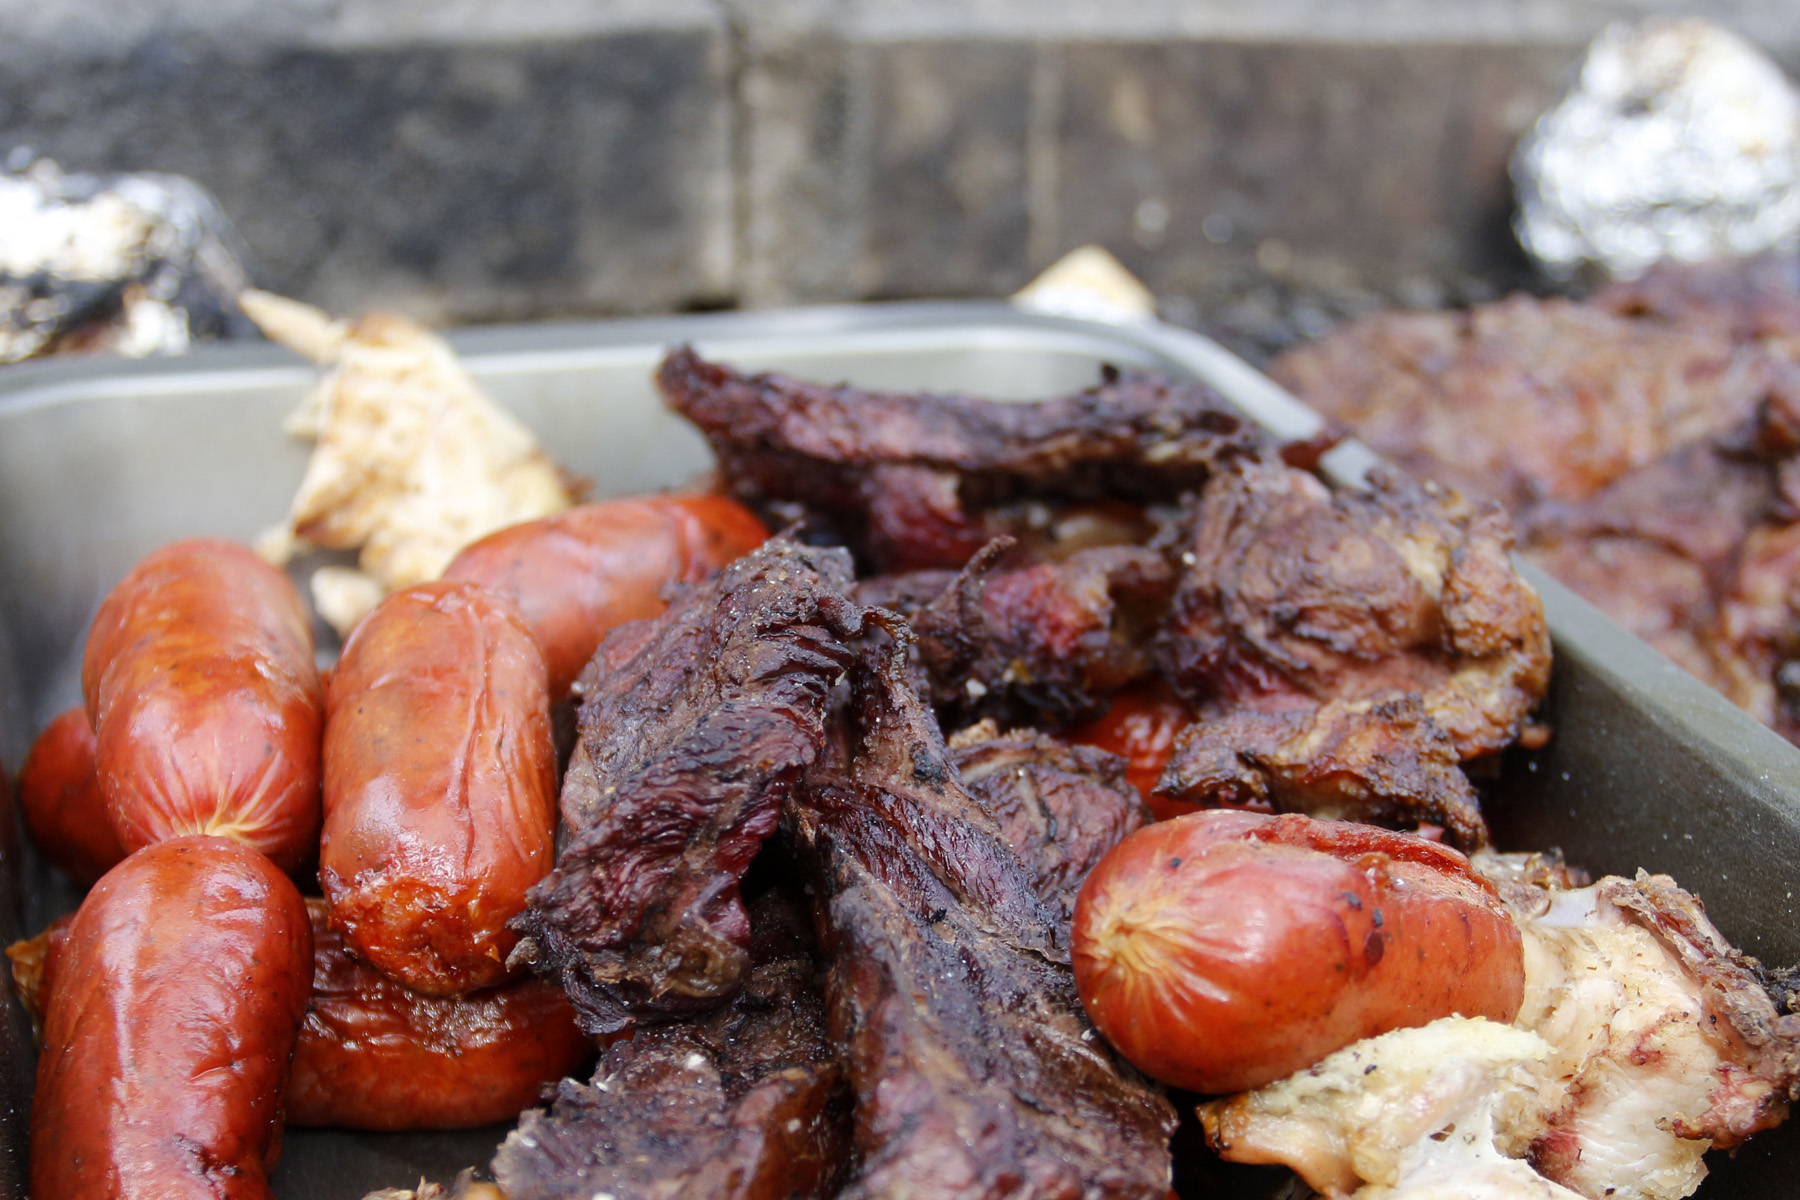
[790,630,1176,1199]
[1150,458,1549,846]
[864,541,1176,725]
[1270,259,1800,745]
[656,345,1265,571]
[946,719,1150,922]
[510,538,866,1035]
[495,886,851,1200]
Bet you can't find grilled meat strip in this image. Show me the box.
[790,627,1176,1199]
[494,884,851,1200]
[510,538,866,1035]
[656,345,1265,572]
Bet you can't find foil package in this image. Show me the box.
[0,157,255,363]
[1513,18,1800,282]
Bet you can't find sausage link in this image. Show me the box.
[31,836,312,1200]
[12,900,589,1131]
[18,707,124,884]
[1072,810,1524,1094]
[287,899,592,1129]
[82,538,324,873]
[442,495,768,697]
[321,580,556,995]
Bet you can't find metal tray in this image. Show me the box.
[2,302,1798,1197]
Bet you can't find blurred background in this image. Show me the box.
[7,0,1797,365]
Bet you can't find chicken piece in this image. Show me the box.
[1202,853,1800,1200]
[1151,458,1548,845]
[1200,1018,1576,1200]
[1505,869,1800,1199]
[244,289,572,634]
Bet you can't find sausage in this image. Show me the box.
[1063,681,1194,818]
[287,899,593,1129]
[11,900,589,1132]
[17,707,125,884]
[1072,810,1524,1094]
[32,836,312,1200]
[82,538,324,874]
[321,580,556,995]
[442,494,768,697]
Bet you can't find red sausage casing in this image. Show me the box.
[1073,810,1523,1094]
[442,494,768,696]
[32,836,312,1200]
[287,899,592,1129]
[321,580,556,995]
[82,538,324,873]
[18,706,124,884]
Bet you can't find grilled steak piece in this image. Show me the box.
[791,629,1176,1199]
[510,538,866,1035]
[657,345,1265,572]
[860,541,1176,726]
[946,720,1149,923]
[495,884,851,1200]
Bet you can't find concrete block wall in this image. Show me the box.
[3,0,1798,332]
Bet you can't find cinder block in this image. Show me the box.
[0,7,733,322]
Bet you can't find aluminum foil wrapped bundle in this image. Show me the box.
[0,156,254,362]
[1514,18,1800,281]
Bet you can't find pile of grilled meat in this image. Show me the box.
[1272,257,1800,743]
[483,347,1555,1199]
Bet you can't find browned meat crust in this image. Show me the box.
[1269,290,1779,511]
[790,631,1176,1199]
[657,345,1265,571]
[946,720,1150,922]
[864,541,1176,725]
[1271,260,1800,745]
[509,539,867,1035]
[1156,696,1488,848]
[494,886,851,1200]
[1147,458,1548,846]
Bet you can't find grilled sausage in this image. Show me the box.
[31,836,312,1200]
[442,494,768,697]
[82,538,324,874]
[320,580,556,995]
[1072,810,1524,1094]
[17,706,124,884]
[12,899,589,1132]
[287,899,592,1129]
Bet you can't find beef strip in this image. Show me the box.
[657,345,1266,572]
[494,884,851,1200]
[946,719,1149,922]
[862,541,1176,725]
[789,626,1176,1199]
[509,538,867,1035]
